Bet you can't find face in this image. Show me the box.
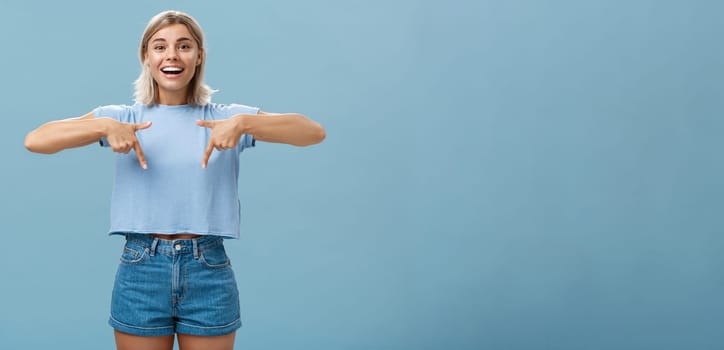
[144,23,203,104]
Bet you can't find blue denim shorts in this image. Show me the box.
[109,233,241,336]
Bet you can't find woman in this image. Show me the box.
[24,10,325,350]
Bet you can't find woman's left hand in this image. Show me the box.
[196,116,246,168]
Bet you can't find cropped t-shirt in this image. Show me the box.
[94,102,260,239]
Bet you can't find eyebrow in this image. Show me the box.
[151,37,193,43]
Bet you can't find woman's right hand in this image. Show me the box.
[103,119,152,169]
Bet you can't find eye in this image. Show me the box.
[153,45,165,51]
[180,44,192,50]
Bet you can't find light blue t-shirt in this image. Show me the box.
[93,102,260,239]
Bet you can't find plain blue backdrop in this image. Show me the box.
[1,0,723,349]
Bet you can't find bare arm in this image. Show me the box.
[24,112,110,154]
[238,111,326,146]
[25,111,152,168]
[196,111,325,168]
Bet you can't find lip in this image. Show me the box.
[161,72,185,79]
[159,66,185,79]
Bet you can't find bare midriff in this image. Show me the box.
[151,233,203,240]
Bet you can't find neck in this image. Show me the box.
[157,89,188,105]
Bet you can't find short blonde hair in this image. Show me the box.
[134,10,215,106]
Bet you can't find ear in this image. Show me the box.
[197,48,205,66]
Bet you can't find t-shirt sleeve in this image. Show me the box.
[213,103,261,153]
[93,105,135,147]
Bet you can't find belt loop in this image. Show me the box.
[150,237,159,256]
[192,239,199,259]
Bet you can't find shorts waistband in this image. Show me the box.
[124,233,224,257]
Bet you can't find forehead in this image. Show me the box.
[150,23,194,42]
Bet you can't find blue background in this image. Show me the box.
[1,0,723,349]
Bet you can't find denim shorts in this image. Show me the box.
[109,233,241,336]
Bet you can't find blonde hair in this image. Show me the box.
[134,10,215,106]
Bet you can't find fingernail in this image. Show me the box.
[142,164,147,169]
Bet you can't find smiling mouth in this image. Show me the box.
[161,67,184,75]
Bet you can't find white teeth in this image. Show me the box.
[161,67,183,73]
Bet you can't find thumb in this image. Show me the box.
[196,119,216,128]
[133,121,152,131]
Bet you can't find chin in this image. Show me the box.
[157,81,190,92]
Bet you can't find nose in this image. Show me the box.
[164,48,178,61]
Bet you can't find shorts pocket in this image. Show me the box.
[198,245,231,269]
[120,243,149,265]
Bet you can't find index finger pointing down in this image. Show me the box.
[202,142,214,169]
[134,142,147,169]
